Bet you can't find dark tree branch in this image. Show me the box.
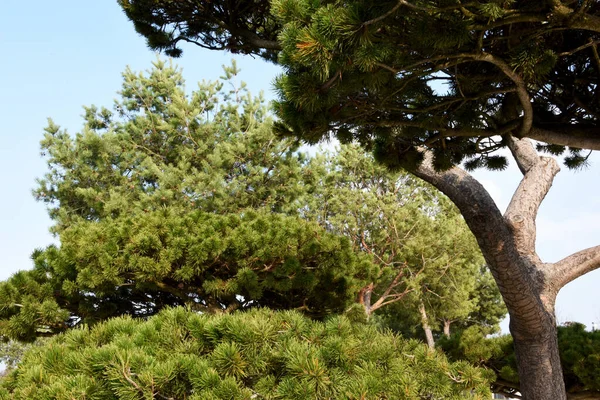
[528,125,600,151]
[362,0,404,26]
[558,39,600,57]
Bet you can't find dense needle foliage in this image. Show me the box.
[0,307,493,400]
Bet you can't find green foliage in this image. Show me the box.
[0,307,493,399]
[0,209,372,341]
[119,0,600,169]
[118,0,281,60]
[301,145,505,338]
[0,60,377,341]
[1,59,503,346]
[269,1,600,170]
[35,59,305,228]
[558,323,600,392]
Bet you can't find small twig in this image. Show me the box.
[558,39,600,57]
[320,69,343,91]
[362,1,405,27]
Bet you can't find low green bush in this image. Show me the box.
[0,307,492,399]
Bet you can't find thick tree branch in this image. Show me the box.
[470,53,533,138]
[549,0,600,32]
[505,138,560,257]
[528,125,600,151]
[366,118,520,139]
[229,27,282,50]
[506,135,542,175]
[410,151,553,337]
[409,152,511,255]
[568,13,600,33]
[547,245,600,289]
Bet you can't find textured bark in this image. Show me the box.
[407,136,600,399]
[418,301,435,349]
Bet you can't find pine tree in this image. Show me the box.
[301,145,505,342]
[0,60,375,341]
[1,59,504,345]
[0,308,493,400]
[116,2,600,398]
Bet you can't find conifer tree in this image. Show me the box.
[0,61,375,341]
[302,145,505,342]
[117,2,600,398]
[0,308,493,399]
[1,59,500,345]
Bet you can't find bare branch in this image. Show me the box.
[591,41,600,73]
[506,135,540,175]
[547,245,600,289]
[370,265,409,312]
[377,52,533,137]
[320,69,343,91]
[505,140,560,257]
[472,14,547,30]
[362,1,404,26]
[558,39,600,57]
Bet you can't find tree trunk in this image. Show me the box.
[358,283,373,319]
[407,136,600,399]
[443,320,451,338]
[512,317,565,399]
[418,301,435,349]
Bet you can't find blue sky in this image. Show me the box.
[1,1,599,330]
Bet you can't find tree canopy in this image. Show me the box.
[302,145,505,340]
[120,0,600,169]
[0,61,380,341]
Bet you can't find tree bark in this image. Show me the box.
[358,283,374,319]
[443,319,451,338]
[418,301,435,349]
[405,136,600,399]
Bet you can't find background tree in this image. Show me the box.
[0,61,376,341]
[302,145,505,346]
[0,340,45,377]
[1,58,490,345]
[1,59,499,344]
[117,1,600,398]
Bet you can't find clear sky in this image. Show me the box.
[1,1,599,331]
